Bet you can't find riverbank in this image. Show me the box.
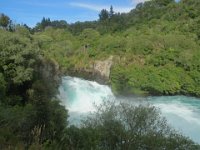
[60,62,200,98]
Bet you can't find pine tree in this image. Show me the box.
[109,5,114,18]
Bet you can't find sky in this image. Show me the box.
[0,0,148,27]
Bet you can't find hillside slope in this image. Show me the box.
[34,0,200,97]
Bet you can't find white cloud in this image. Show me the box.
[69,2,133,13]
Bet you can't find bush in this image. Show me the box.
[62,101,200,150]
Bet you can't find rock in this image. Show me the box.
[93,56,113,81]
[65,56,113,84]
[66,56,113,84]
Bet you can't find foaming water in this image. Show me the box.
[59,76,114,113]
[147,96,200,143]
[59,76,200,143]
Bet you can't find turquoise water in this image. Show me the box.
[147,96,200,143]
[59,76,200,144]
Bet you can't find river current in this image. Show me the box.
[58,76,200,144]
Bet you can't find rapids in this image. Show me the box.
[58,76,200,143]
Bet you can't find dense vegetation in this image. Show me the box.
[29,0,200,97]
[0,27,68,148]
[62,102,200,150]
[1,0,200,149]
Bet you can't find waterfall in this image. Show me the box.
[58,76,114,113]
[58,76,200,143]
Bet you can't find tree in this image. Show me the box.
[136,2,144,10]
[109,5,114,18]
[0,13,10,28]
[51,20,68,28]
[0,28,68,148]
[62,101,200,150]
[154,0,174,6]
[41,17,51,29]
[0,73,6,99]
[34,17,51,31]
[99,9,109,21]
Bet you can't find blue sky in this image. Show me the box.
[0,0,148,27]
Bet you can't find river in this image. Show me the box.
[58,76,200,144]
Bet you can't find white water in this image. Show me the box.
[59,76,200,144]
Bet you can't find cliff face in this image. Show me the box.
[67,56,113,84]
[93,56,113,81]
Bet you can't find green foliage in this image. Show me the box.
[99,9,109,21]
[0,29,38,86]
[15,25,31,37]
[110,63,200,96]
[0,28,68,148]
[62,102,200,150]
[154,0,175,6]
[2,0,200,147]
[29,0,200,97]
[0,13,10,28]
[34,17,68,31]
[79,28,100,48]
[0,73,6,99]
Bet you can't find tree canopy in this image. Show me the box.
[0,13,11,29]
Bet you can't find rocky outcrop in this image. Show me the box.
[67,56,113,84]
[93,56,113,82]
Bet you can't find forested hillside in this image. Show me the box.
[1,0,200,149]
[32,0,200,97]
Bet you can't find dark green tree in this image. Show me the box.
[154,0,174,6]
[99,9,109,21]
[109,5,114,18]
[0,13,10,28]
